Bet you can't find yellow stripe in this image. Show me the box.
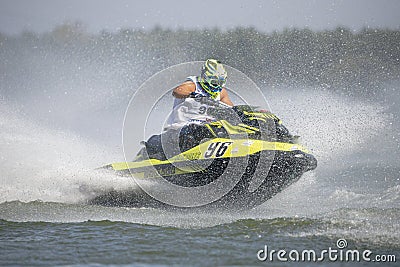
[205,124,218,137]
[109,138,309,171]
[209,120,258,134]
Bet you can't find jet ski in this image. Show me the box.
[94,97,317,209]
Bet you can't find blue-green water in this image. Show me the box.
[1,201,399,266]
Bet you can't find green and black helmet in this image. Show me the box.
[199,59,227,99]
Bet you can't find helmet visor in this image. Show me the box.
[204,76,226,92]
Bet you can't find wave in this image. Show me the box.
[0,101,136,204]
[1,200,399,248]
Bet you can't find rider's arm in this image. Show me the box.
[172,82,195,98]
[220,88,234,106]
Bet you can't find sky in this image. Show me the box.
[0,0,400,35]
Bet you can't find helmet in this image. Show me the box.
[199,59,227,99]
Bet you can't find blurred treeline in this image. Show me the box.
[1,23,399,97]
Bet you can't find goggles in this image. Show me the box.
[204,76,226,92]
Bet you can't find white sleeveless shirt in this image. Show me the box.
[165,76,221,130]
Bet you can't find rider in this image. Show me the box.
[160,59,234,153]
[166,59,233,130]
[143,60,234,158]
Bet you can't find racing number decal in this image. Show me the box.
[194,97,208,115]
[198,105,207,114]
[204,142,233,158]
[204,142,219,158]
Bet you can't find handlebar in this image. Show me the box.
[188,93,232,109]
